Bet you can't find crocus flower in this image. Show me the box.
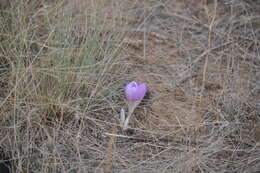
[121,81,147,130]
[124,81,147,101]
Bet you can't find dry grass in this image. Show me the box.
[0,0,259,172]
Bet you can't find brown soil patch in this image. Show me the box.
[121,1,223,134]
[118,1,260,171]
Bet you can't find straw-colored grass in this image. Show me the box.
[0,0,128,172]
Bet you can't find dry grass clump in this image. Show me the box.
[0,0,128,172]
[0,0,259,172]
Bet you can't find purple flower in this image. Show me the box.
[124,81,147,101]
[121,81,147,130]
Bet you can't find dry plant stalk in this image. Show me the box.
[103,125,118,173]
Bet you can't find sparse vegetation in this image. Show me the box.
[0,0,259,172]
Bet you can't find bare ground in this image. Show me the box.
[111,0,260,172]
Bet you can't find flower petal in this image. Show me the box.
[124,81,137,101]
[136,83,147,100]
